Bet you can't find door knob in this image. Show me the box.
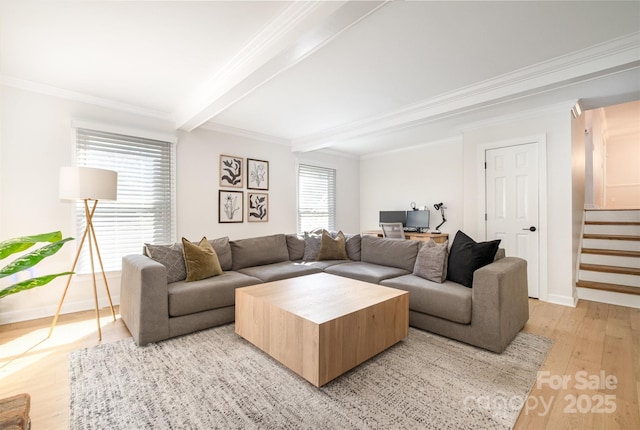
[522,226,537,232]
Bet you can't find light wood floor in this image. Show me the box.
[0,300,638,429]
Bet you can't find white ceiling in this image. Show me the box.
[1,1,639,156]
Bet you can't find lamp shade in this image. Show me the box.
[59,166,118,200]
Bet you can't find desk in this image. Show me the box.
[363,230,449,244]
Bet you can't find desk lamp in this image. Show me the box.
[433,202,447,234]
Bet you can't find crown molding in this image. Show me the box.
[200,122,291,146]
[292,31,640,153]
[0,74,172,121]
[457,100,578,132]
[313,148,360,160]
[360,136,463,160]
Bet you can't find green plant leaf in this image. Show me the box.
[0,272,73,299]
[0,237,74,279]
[0,231,63,260]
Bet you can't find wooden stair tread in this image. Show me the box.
[579,263,640,276]
[581,248,640,258]
[576,280,640,296]
[583,234,640,241]
[585,221,640,225]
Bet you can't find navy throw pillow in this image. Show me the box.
[447,230,501,288]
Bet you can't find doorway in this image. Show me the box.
[484,140,544,298]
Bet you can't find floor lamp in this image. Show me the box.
[48,166,118,341]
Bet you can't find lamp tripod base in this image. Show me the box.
[48,199,116,342]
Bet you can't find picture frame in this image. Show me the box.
[247,158,269,190]
[248,193,269,222]
[219,155,244,188]
[218,190,244,223]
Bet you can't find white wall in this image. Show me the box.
[462,108,576,306]
[0,87,360,324]
[586,108,606,208]
[605,134,640,208]
[176,128,360,240]
[571,112,586,295]
[0,85,175,324]
[360,109,583,307]
[359,138,464,236]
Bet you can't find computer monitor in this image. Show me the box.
[379,210,406,226]
[406,210,430,232]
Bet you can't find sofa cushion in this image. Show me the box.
[182,237,223,282]
[381,274,472,324]
[286,234,305,261]
[231,234,289,270]
[168,271,261,317]
[318,230,348,260]
[324,261,410,284]
[345,234,361,261]
[413,240,449,283]
[361,235,420,272]
[238,261,322,282]
[208,236,233,271]
[292,259,351,270]
[447,231,501,288]
[144,242,186,284]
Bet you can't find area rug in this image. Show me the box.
[69,324,551,429]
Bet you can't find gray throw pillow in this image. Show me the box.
[302,230,323,261]
[413,240,449,283]
[145,242,187,284]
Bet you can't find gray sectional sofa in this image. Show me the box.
[120,233,529,353]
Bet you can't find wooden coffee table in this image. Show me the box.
[235,272,409,387]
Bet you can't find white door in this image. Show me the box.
[486,143,539,298]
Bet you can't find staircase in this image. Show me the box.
[577,209,640,297]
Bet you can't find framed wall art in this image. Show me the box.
[218,190,244,223]
[219,155,244,188]
[248,193,269,222]
[247,158,269,190]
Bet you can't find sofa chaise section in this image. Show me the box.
[381,256,528,353]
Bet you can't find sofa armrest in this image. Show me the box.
[471,257,529,352]
[120,254,170,346]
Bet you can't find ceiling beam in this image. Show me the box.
[174,0,388,132]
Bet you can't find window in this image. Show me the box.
[75,127,175,273]
[297,163,336,233]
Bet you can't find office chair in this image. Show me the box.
[380,222,405,239]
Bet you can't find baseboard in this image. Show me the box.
[545,293,578,307]
[0,296,120,325]
[577,287,640,309]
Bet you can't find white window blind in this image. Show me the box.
[297,163,336,233]
[75,128,175,273]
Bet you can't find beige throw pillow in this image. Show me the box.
[317,230,348,261]
[182,237,223,282]
[413,240,449,283]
